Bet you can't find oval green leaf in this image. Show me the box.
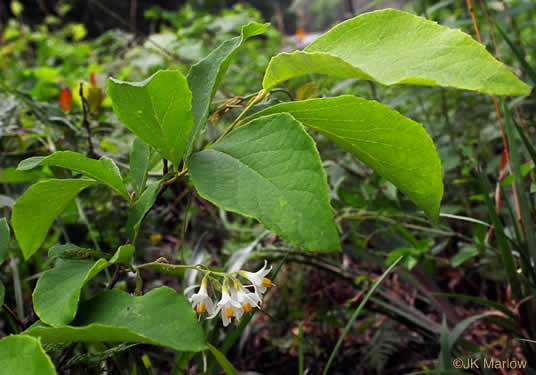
[0,335,56,375]
[18,151,129,200]
[189,113,340,252]
[34,244,135,326]
[245,96,443,221]
[25,287,207,352]
[33,259,109,326]
[12,179,97,260]
[263,9,530,96]
[108,70,194,166]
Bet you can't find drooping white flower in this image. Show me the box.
[208,281,243,326]
[188,278,215,315]
[238,260,273,298]
[231,281,261,314]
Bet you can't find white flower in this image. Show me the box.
[208,283,243,327]
[189,280,215,315]
[231,282,261,313]
[239,260,273,298]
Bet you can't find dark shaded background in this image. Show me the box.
[0,0,297,35]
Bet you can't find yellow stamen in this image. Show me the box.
[243,303,252,313]
[196,303,206,314]
[225,307,234,318]
[262,277,272,288]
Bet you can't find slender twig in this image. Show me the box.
[136,258,227,277]
[478,0,501,60]
[89,0,189,67]
[210,89,268,147]
[163,159,168,176]
[2,303,27,330]
[79,83,96,159]
[106,265,122,290]
[465,0,524,234]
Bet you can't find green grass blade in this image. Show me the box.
[503,101,536,264]
[514,118,536,167]
[322,257,402,375]
[207,344,239,375]
[448,313,487,351]
[438,316,450,370]
[477,171,522,299]
[433,293,516,318]
[495,22,536,85]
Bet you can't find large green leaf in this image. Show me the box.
[18,151,129,200]
[189,113,340,252]
[25,287,207,352]
[0,335,56,375]
[0,217,9,264]
[12,179,97,259]
[245,96,443,221]
[33,244,135,326]
[185,22,269,157]
[33,259,109,326]
[108,70,194,166]
[129,137,151,196]
[263,9,530,96]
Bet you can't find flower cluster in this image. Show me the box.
[188,261,273,326]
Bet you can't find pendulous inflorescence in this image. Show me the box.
[187,260,273,326]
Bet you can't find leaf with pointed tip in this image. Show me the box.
[18,151,129,199]
[189,113,340,252]
[127,182,161,242]
[244,96,443,221]
[109,244,135,265]
[25,287,207,352]
[185,22,269,157]
[0,336,56,375]
[34,244,136,326]
[12,179,97,259]
[263,9,530,96]
[33,259,110,326]
[130,138,151,196]
[108,70,194,166]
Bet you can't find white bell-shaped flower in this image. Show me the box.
[208,281,243,326]
[188,277,215,315]
[239,260,273,298]
[231,281,261,314]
